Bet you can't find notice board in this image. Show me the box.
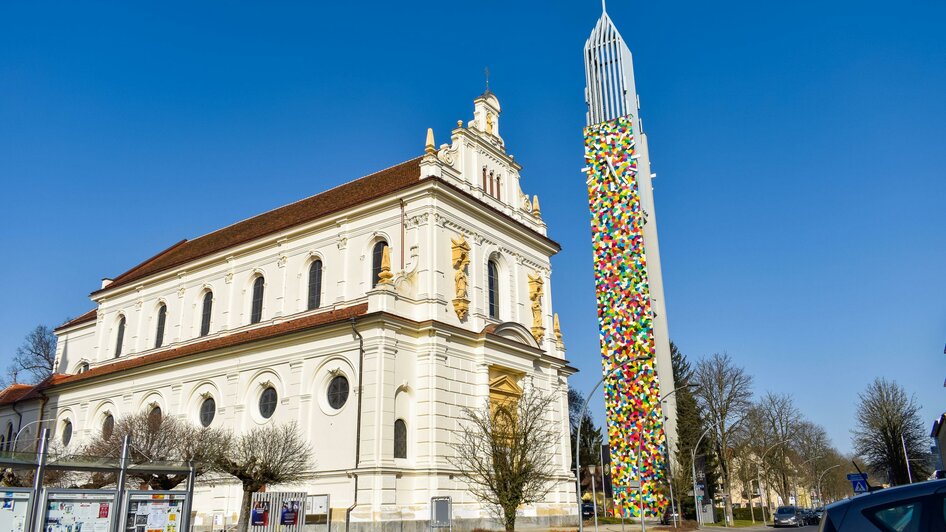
[0,490,31,532]
[43,490,117,532]
[123,491,187,532]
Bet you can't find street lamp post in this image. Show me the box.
[817,464,842,506]
[658,384,699,529]
[756,439,790,524]
[575,357,648,532]
[691,427,712,530]
[900,434,913,484]
[792,456,822,507]
[12,418,54,452]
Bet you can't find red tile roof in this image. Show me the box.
[1,304,367,405]
[55,309,98,332]
[0,384,33,404]
[93,157,560,297]
[94,158,425,295]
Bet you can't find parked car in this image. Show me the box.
[659,508,680,525]
[773,505,804,528]
[798,508,816,525]
[819,478,946,530]
[581,502,595,519]
[811,507,824,524]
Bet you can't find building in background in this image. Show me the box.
[0,92,577,531]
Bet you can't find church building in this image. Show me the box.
[0,92,577,530]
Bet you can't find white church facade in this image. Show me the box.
[0,92,578,530]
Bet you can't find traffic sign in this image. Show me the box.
[850,480,868,493]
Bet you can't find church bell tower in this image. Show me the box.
[582,4,677,519]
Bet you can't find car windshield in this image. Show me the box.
[776,506,796,514]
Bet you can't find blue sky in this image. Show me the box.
[1,1,944,454]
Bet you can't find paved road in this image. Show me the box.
[701,526,818,531]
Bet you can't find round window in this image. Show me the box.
[327,375,349,410]
[259,387,277,419]
[61,421,72,446]
[102,415,114,439]
[199,397,216,427]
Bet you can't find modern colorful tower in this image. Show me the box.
[582,5,677,518]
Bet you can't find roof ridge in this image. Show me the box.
[92,157,423,295]
[176,157,422,248]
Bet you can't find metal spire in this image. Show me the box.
[583,11,640,126]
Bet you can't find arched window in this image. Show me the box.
[148,406,162,427]
[482,167,488,190]
[200,292,213,336]
[308,260,323,310]
[61,421,72,446]
[77,362,89,374]
[394,419,407,459]
[250,277,264,324]
[487,260,499,319]
[102,415,114,439]
[155,304,167,348]
[114,316,126,357]
[5,423,12,451]
[495,175,501,201]
[371,241,387,288]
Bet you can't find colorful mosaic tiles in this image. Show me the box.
[584,116,667,518]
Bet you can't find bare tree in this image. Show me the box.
[853,378,929,485]
[82,411,229,490]
[7,325,57,385]
[693,353,753,526]
[755,392,801,505]
[211,423,312,532]
[448,389,560,531]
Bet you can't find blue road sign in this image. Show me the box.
[847,473,868,482]
[851,480,868,493]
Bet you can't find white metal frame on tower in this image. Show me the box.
[584,12,638,126]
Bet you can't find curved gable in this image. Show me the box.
[487,322,540,349]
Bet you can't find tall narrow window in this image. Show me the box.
[496,175,501,201]
[482,167,488,190]
[102,415,114,439]
[250,276,264,324]
[308,260,323,310]
[200,292,213,336]
[489,171,495,196]
[394,419,407,459]
[371,241,387,288]
[487,260,499,319]
[148,406,162,429]
[115,316,126,357]
[5,423,12,451]
[154,304,167,348]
